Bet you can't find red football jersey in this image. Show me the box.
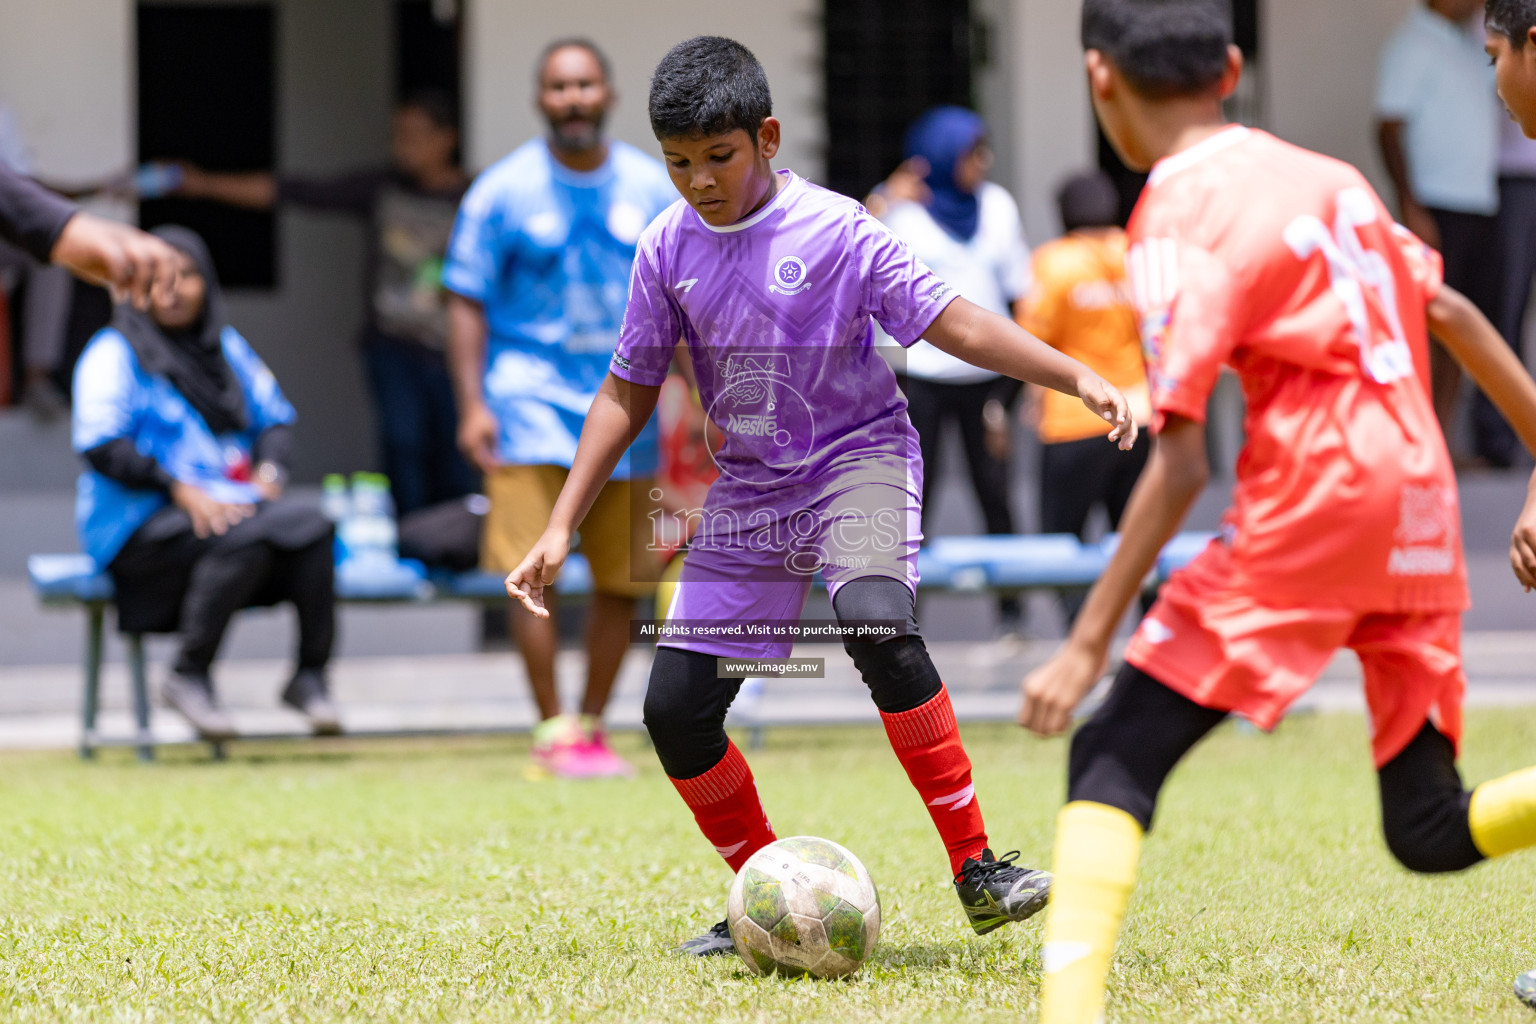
[1128,126,1467,612]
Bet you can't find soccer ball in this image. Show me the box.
[726,836,880,978]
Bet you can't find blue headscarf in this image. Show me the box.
[903,106,988,241]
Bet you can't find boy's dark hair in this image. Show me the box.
[648,36,773,140]
[537,37,613,84]
[1488,0,1536,46]
[1081,0,1233,97]
[1057,171,1121,232]
[399,89,458,131]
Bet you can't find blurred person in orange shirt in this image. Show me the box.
[1018,171,1151,566]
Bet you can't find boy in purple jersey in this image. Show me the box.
[505,36,1138,955]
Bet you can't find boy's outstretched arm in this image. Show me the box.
[504,372,661,617]
[923,297,1138,449]
[1426,284,1536,589]
[1019,416,1208,735]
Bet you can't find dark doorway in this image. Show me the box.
[823,0,974,199]
[396,0,461,123]
[138,3,276,288]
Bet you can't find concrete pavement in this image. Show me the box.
[2,634,1533,754]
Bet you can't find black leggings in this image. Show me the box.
[644,577,941,779]
[1070,664,1484,874]
[173,538,335,676]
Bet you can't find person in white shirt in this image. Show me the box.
[870,106,1032,631]
[1376,0,1508,463]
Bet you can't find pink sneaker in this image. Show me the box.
[569,729,636,779]
[528,714,585,779]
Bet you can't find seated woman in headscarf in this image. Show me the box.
[867,106,1033,636]
[71,225,341,741]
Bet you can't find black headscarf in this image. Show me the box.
[111,225,249,435]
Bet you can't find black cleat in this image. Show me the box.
[1516,968,1536,1010]
[675,919,736,957]
[954,848,1051,935]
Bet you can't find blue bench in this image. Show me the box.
[27,552,592,760]
[29,534,1215,759]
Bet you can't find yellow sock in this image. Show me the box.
[1469,766,1536,859]
[1040,802,1143,1024]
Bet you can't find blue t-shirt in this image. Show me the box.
[72,326,297,566]
[443,138,676,477]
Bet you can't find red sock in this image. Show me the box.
[881,685,988,876]
[668,740,777,872]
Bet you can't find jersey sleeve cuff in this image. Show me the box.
[892,292,960,348]
[1153,394,1208,430]
[609,354,669,388]
[440,268,488,303]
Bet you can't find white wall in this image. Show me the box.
[463,0,822,178]
[1004,0,1096,245]
[1264,0,1416,198]
[0,0,391,485]
[0,0,133,197]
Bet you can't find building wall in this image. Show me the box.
[0,0,391,487]
[1264,0,1416,200]
[463,0,822,178]
[0,0,134,186]
[1004,0,1096,245]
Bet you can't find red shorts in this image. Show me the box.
[1126,549,1465,768]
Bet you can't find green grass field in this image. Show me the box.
[2,711,1534,1023]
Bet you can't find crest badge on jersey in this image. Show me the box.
[770,255,812,296]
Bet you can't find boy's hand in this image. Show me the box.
[505,530,571,618]
[1019,640,1107,736]
[457,403,502,475]
[1077,373,1139,450]
[1513,481,1536,592]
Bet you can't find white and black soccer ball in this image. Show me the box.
[726,836,880,978]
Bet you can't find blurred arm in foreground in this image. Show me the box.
[0,165,178,308]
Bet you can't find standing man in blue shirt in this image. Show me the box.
[445,38,675,779]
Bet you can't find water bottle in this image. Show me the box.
[321,474,351,564]
[347,472,399,566]
[133,161,184,199]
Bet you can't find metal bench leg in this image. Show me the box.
[80,604,104,760]
[127,634,154,762]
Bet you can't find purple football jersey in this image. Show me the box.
[612,169,956,528]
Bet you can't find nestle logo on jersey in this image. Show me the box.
[726,413,779,437]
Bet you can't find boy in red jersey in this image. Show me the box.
[1021,2,1536,1021]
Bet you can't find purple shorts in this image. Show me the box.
[659,475,922,659]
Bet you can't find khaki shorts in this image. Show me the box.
[482,464,658,598]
